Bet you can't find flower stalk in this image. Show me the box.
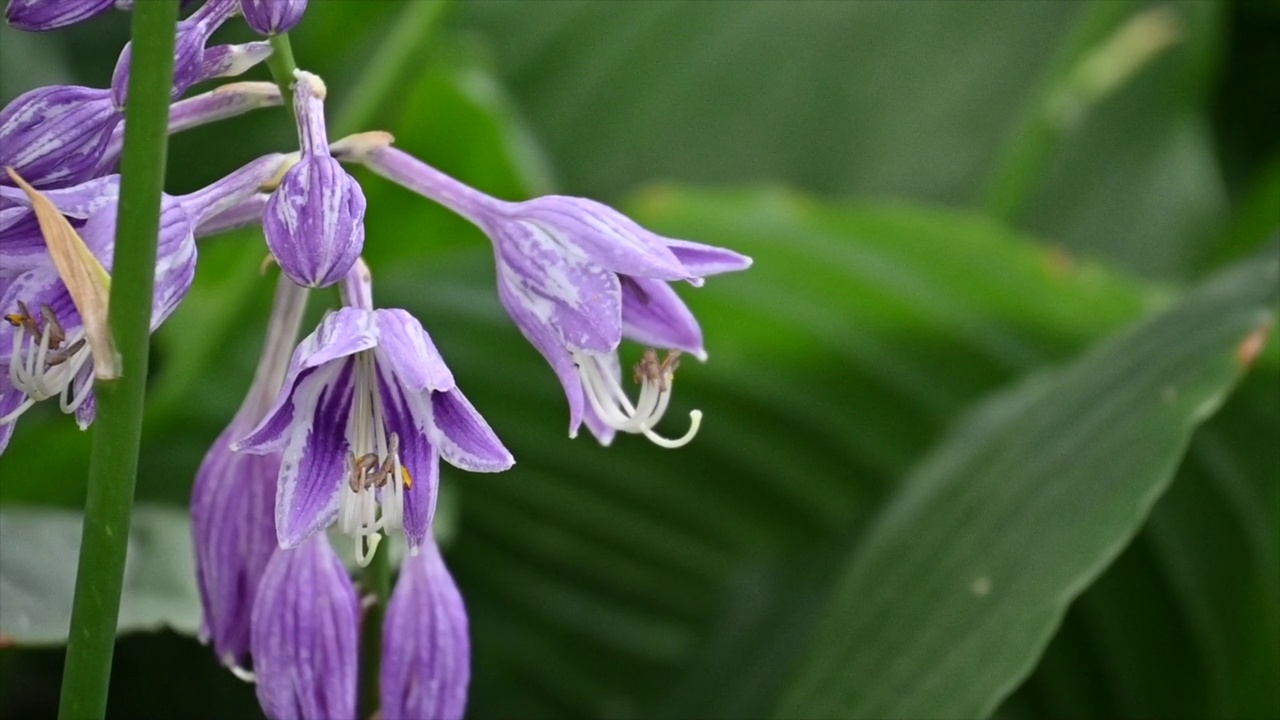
[56,1,179,718]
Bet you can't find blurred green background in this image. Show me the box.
[1,1,1277,718]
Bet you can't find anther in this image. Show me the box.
[39,304,65,350]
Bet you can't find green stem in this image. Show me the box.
[333,0,452,136]
[359,548,391,718]
[265,33,300,116]
[57,2,179,718]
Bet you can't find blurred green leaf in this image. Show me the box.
[0,506,199,645]
[456,0,1225,278]
[773,249,1277,719]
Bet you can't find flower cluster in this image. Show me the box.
[2,2,750,719]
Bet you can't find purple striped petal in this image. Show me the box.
[381,542,470,720]
[430,389,513,473]
[373,309,454,393]
[241,0,308,35]
[664,238,754,278]
[4,0,113,31]
[264,156,366,288]
[251,535,359,720]
[273,362,354,548]
[378,368,440,552]
[0,86,120,189]
[495,278,587,437]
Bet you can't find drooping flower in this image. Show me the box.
[0,155,286,452]
[262,70,366,288]
[4,0,115,31]
[340,136,752,447]
[241,0,308,36]
[250,534,359,720]
[235,260,512,564]
[192,276,308,674]
[381,540,470,720]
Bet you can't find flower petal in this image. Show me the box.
[620,275,705,359]
[381,543,471,720]
[373,309,454,393]
[495,278,586,436]
[274,362,353,548]
[430,389,513,473]
[664,238,754,278]
[375,361,439,551]
[251,535,359,720]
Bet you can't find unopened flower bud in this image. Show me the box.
[241,0,307,36]
[4,0,113,31]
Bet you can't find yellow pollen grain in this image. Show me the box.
[401,466,413,488]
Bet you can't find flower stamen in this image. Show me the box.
[3,302,94,425]
[337,352,407,566]
[573,348,702,448]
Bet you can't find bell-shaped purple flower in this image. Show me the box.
[110,0,238,106]
[0,155,284,452]
[235,261,511,562]
[263,70,366,288]
[0,85,120,190]
[241,0,307,36]
[250,534,359,720]
[347,141,752,447]
[381,541,470,720]
[4,0,113,31]
[192,275,307,672]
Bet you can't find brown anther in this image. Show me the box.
[356,453,380,489]
[5,300,40,336]
[39,304,65,350]
[45,338,86,366]
[375,456,395,488]
[633,348,662,386]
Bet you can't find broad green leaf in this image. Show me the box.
[455,0,1225,277]
[773,249,1277,719]
[0,505,199,645]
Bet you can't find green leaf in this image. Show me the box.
[773,249,1277,719]
[455,0,1225,277]
[0,505,199,646]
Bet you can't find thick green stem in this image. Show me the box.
[57,2,179,718]
[360,548,391,717]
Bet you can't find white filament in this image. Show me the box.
[3,317,93,425]
[572,350,702,449]
[336,351,406,567]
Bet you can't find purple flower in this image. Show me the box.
[263,70,366,288]
[235,261,512,563]
[381,541,470,720]
[192,276,308,673]
[0,155,285,451]
[250,534,359,720]
[110,0,239,106]
[0,85,120,190]
[349,142,752,447]
[241,0,307,36]
[4,0,114,31]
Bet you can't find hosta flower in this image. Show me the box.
[381,540,470,720]
[235,261,512,564]
[263,70,366,288]
[250,534,359,720]
[110,0,240,106]
[192,277,308,673]
[4,0,114,31]
[241,0,308,36]
[343,138,752,447]
[0,85,120,190]
[0,155,285,453]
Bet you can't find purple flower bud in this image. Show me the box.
[110,0,238,106]
[191,419,279,671]
[4,0,113,31]
[381,542,471,720]
[241,0,307,36]
[263,71,366,288]
[250,535,359,720]
[192,274,307,672]
[0,86,121,190]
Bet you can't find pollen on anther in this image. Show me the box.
[401,466,413,488]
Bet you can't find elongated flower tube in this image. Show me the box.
[235,260,512,564]
[263,70,366,288]
[4,0,113,30]
[340,137,752,447]
[192,276,308,674]
[242,0,307,36]
[0,85,120,190]
[250,534,359,720]
[381,541,470,720]
[0,155,286,452]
